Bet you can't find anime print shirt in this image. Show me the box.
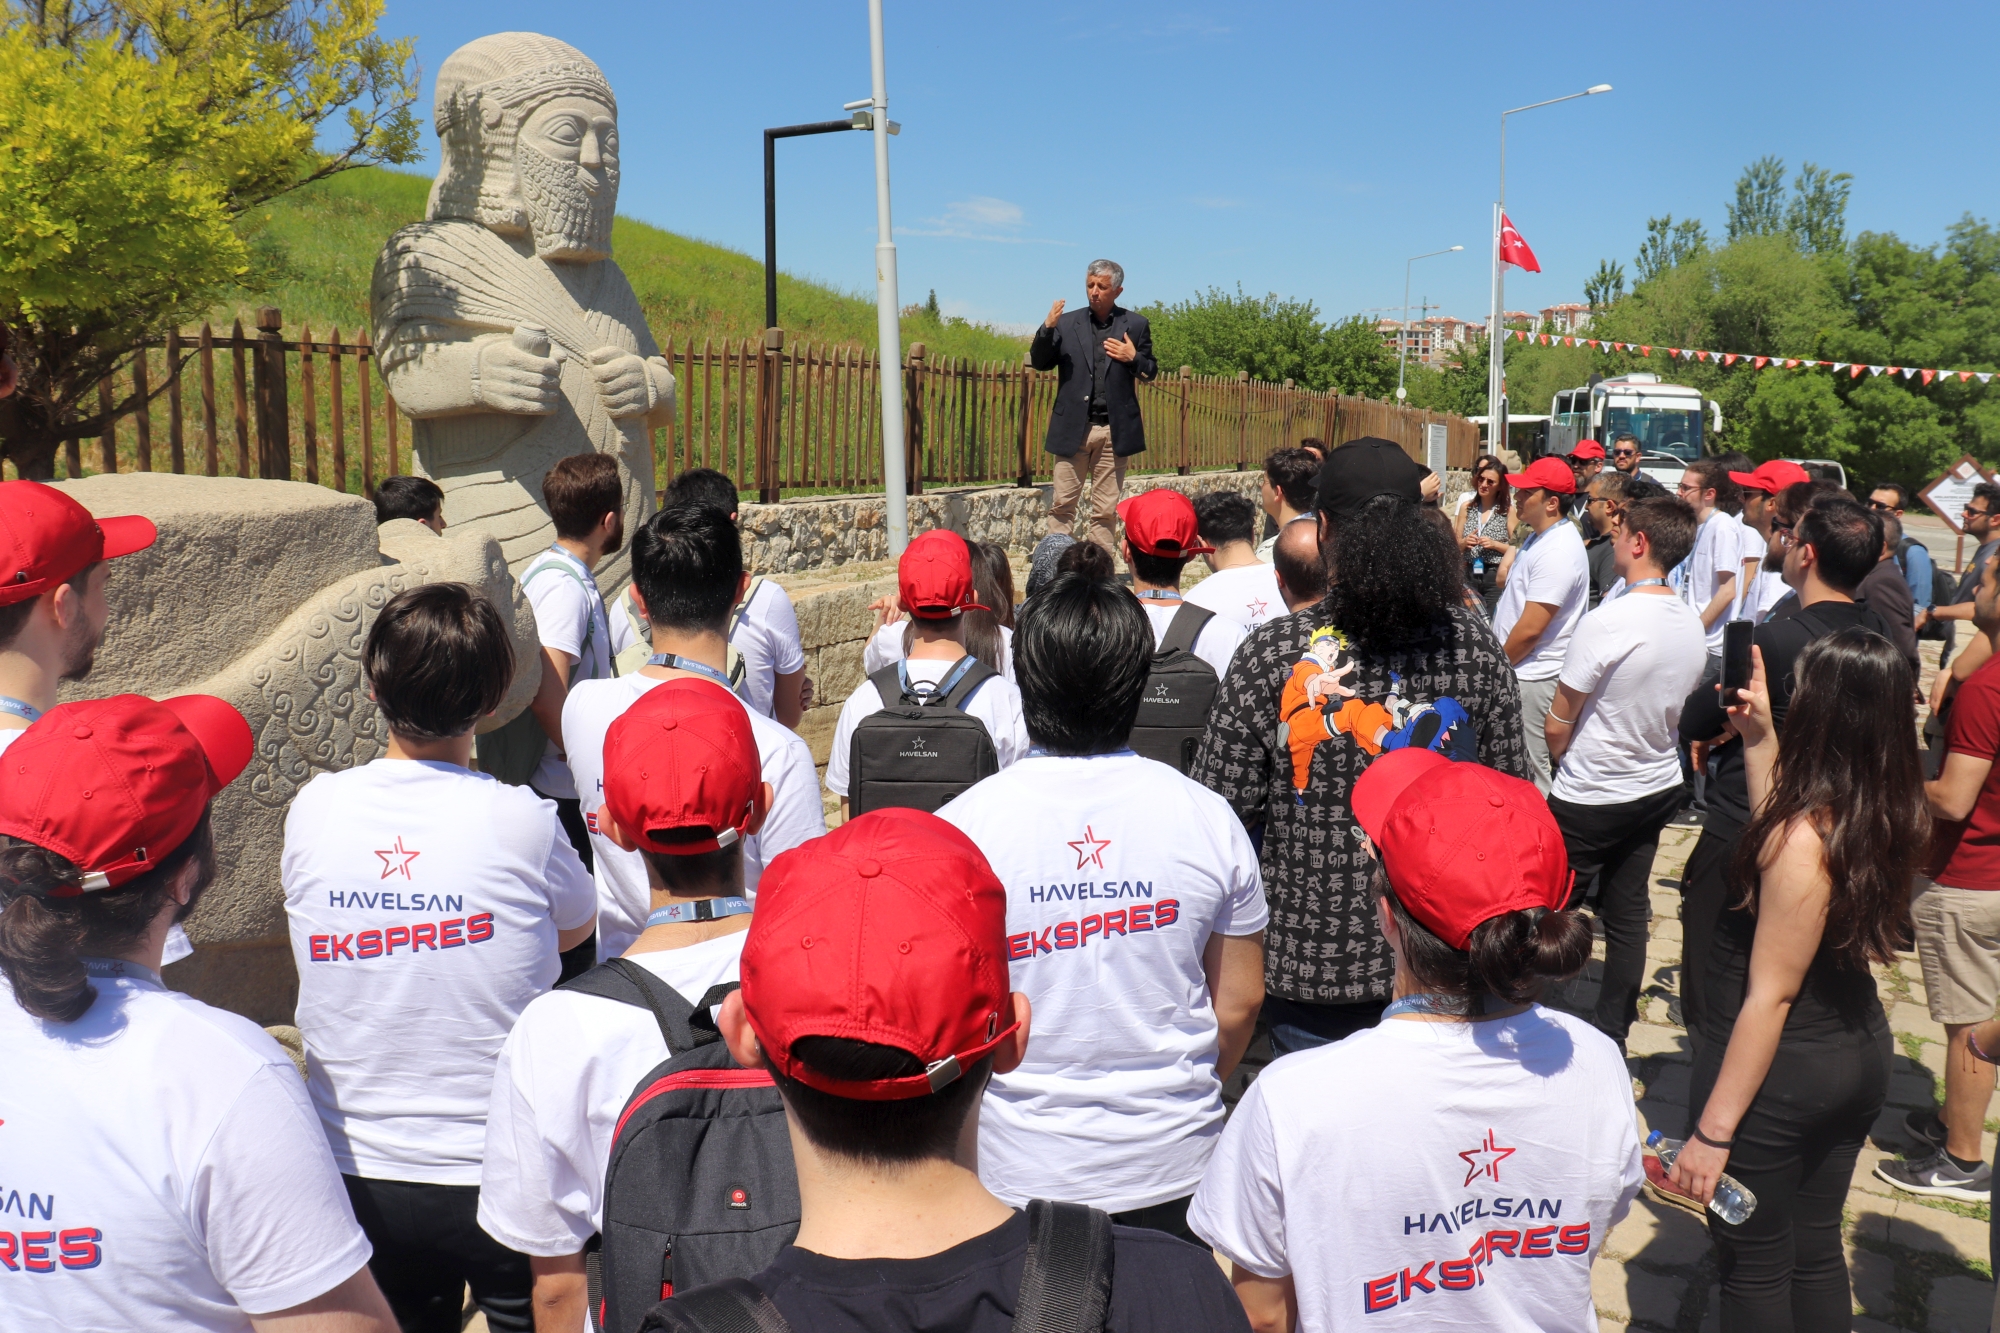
[1193,602,1529,1005]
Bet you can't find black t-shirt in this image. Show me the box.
[1678,598,1896,831]
[750,1211,1250,1333]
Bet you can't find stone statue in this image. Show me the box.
[52,473,541,1023]
[371,33,674,594]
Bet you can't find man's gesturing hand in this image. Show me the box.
[476,327,564,415]
[1045,298,1066,328]
[1103,332,1138,363]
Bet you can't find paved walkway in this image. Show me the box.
[1570,822,1995,1332]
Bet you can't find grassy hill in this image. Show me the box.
[225,167,1027,363]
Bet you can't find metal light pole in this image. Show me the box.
[764,116,879,332]
[1398,245,1462,401]
[1488,83,1611,452]
[852,0,909,556]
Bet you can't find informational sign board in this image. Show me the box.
[1424,423,1448,477]
[1921,456,1994,534]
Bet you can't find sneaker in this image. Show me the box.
[1874,1150,1992,1203]
[1904,1108,1948,1153]
[1668,807,1705,828]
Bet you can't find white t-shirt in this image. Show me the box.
[1671,512,1740,654]
[825,656,1030,798]
[479,932,748,1262]
[1491,522,1590,682]
[563,674,826,958]
[0,727,21,756]
[1140,599,1248,679]
[0,960,373,1332]
[1185,563,1286,630]
[863,619,1016,682]
[522,546,614,799]
[938,751,1269,1213]
[1190,1007,1642,1333]
[1551,591,1709,804]
[282,760,598,1185]
[731,579,806,719]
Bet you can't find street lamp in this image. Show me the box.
[1397,246,1463,401]
[854,0,909,555]
[1486,83,1611,451]
[763,111,897,332]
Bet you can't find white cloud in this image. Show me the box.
[902,195,1070,245]
[945,196,1024,228]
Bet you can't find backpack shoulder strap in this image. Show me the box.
[638,1279,794,1333]
[940,657,998,710]
[730,576,766,639]
[1160,603,1215,656]
[867,663,910,706]
[1012,1200,1115,1333]
[522,554,600,676]
[558,958,706,1052]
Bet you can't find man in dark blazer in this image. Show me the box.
[1030,259,1157,555]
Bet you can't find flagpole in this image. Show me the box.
[1488,83,1612,456]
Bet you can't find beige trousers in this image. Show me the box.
[1049,423,1126,556]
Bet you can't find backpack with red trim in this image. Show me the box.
[560,958,800,1333]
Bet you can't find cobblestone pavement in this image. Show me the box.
[1576,824,1996,1332]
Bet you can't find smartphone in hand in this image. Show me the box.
[1720,619,1754,703]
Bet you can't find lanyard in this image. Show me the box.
[647,653,737,693]
[900,656,979,703]
[1134,588,1182,601]
[647,898,752,926]
[1383,992,1478,1019]
[1619,578,1669,596]
[0,696,40,725]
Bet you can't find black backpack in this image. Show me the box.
[1127,604,1220,773]
[848,657,1000,816]
[640,1198,1116,1333]
[562,959,801,1333]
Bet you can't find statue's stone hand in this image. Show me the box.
[587,346,656,419]
[474,328,565,415]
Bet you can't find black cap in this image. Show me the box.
[1316,438,1428,519]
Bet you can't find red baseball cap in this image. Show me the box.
[1729,459,1813,494]
[0,694,252,894]
[740,808,1019,1102]
[1116,488,1214,558]
[899,530,989,620]
[602,679,767,855]
[0,481,156,608]
[1505,456,1578,496]
[1569,439,1607,461]
[1352,750,1570,949]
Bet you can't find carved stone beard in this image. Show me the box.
[516,141,616,261]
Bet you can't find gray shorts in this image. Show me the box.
[1912,876,2000,1025]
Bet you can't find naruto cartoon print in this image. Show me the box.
[1279,626,1476,796]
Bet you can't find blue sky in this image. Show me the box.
[378,1,2000,335]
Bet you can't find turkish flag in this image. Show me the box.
[1499,213,1541,273]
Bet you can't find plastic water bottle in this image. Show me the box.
[1647,1130,1757,1224]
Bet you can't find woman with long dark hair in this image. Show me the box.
[1454,454,1513,615]
[1670,630,1926,1330]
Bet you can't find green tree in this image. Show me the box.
[1318,314,1398,398]
[1786,163,1852,256]
[1727,155,1789,242]
[1585,259,1625,311]
[1139,285,1396,394]
[1402,335,1488,418]
[0,0,418,478]
[1737,371,1849,463]
[1635,216,1709,283]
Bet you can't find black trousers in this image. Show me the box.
[1687,1028,1890,1333]
[1549,782,1686,1046]
[342,1175,533,1333]
[1679,820,1741,1049]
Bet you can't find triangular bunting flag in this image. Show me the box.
[1923,369,1936,385]
[1889,367,1904,378]
[1868,365,1885,376]
[1614,342,1626,351]
[1754,356,1768,368]
[1725,353,1739,366]
[1854,365,1869,378]
[1981,373,1994,384]
[1961,371,1974,383]
[1668,348,1681,358]
[1561,337,1573,347]
[1539,334,1551,346]
[1640,345,1652,356]
[1833,363,1848,373]
[1783,359,1798,368]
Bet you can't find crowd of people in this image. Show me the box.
[0,273,1983,1333]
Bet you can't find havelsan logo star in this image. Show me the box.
[1458,1129,1517,1186]
[1066,826,1111,871]
[374,836,421,880]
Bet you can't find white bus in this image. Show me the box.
[1549,374,1722,483]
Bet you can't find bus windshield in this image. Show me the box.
[1602,405,1702,461]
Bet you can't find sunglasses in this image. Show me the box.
[1612,448,1638,458]
[1867,499,1896,511]
[1967,505,1991,517]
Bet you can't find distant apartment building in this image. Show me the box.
[1374,314,1491,367]
[1540,302,1592,334]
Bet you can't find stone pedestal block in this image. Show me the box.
[50,474,540,1023]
